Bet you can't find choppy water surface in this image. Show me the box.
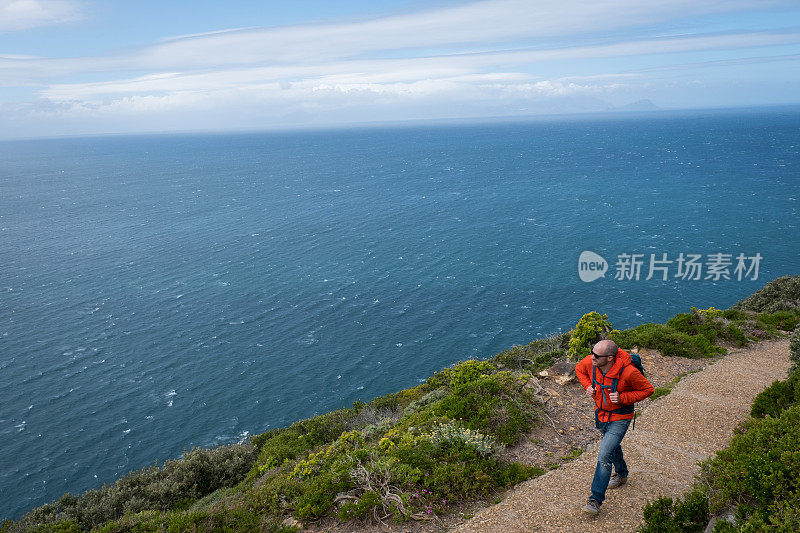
[1,108,799,518]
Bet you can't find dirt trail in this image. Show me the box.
[453,339,791,533]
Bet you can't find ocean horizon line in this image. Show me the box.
[3,102,800,143]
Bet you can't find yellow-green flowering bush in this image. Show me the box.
[568,312,615,360]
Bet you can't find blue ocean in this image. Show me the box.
[1,107,799,519]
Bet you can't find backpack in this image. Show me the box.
[591,352,645,429]
[630,352,645,377]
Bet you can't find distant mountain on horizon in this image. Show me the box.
[615,99,659,111]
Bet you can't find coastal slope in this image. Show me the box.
[454,339,790,532]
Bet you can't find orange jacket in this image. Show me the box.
[575,348,654,422]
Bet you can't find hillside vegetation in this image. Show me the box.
[640,324,800,532]
[5,276,799,532]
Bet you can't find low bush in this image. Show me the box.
[90,507,296,533]
[386,437,540,507]
[448,360,497,388]
[425,359,496,390]
[750,368,800,418]
[17,277,800,532]
[435,371,537,446]
[700,405,800,529]
[237,357,542,525]
[643,368,800,533]
[369,392,401,412]
[755,310,800,333]
[423,421,496,456]
[568,312,614,360]
[403,388,448,415]
[724,324,749,346]
[640,488,709,533]
[791,324,800,373]
[667,309,749,347]
[611,323,726,359]
[266,422,542,524]
[347,405,402,434]
[738,275,800,313]
[11,443,258,532]
[721,307,749,321]
[0,519,82,533]
[250,409,358,474]
[491,333,569,371]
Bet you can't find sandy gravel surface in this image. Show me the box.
[453,339,791,533]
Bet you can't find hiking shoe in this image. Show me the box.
[582,499,601,515]
[608,473,628,489]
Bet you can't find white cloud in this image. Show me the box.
[2,0,799,137]
[22,75,625,123]
[131,0,794,69]
[2,0,797,84]
[0,0,81,33]
[36,31,800,102]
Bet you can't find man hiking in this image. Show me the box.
[575,339,654,515]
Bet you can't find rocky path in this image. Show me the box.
[453,339,791,533]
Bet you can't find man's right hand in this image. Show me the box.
[585,386,595,397]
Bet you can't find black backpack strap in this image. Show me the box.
[594,364,637,424]
[597,364,635,415]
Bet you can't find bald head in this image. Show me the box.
[593,340,618,356]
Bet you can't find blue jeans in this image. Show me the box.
[590,418,631,504]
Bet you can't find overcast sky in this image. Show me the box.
[1,0,799,139]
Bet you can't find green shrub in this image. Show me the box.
[346,405,402,437]
[644,367,800,533]
[755,310,800,334]
[368,393,400,412]
[568,312,615,360]
[14,519,82,533]
[611,323,726,359]
[700,405,800,528]
[93,507,296,533]
[667,309,748,347]
[667,312,719,343]
[640,488,709,533]
[278,420,541,524]
[493,463,545,487]
[424,359,496,390]
[724,324,749,346]
[490,333,569,371]
[336,490,383,521]
[750,369,800,418]
[403,388,448,415]
[251,408,360,474]
[287,431,368,520]
[423,421,496,456]
[491,345,561,372]
[449,360,497,388]
[739,275,800,313]
[13,443,257,532]
[435,371,537,445]
[387,437,533,505]
[791,324,800,374]
[721,308,749,322]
